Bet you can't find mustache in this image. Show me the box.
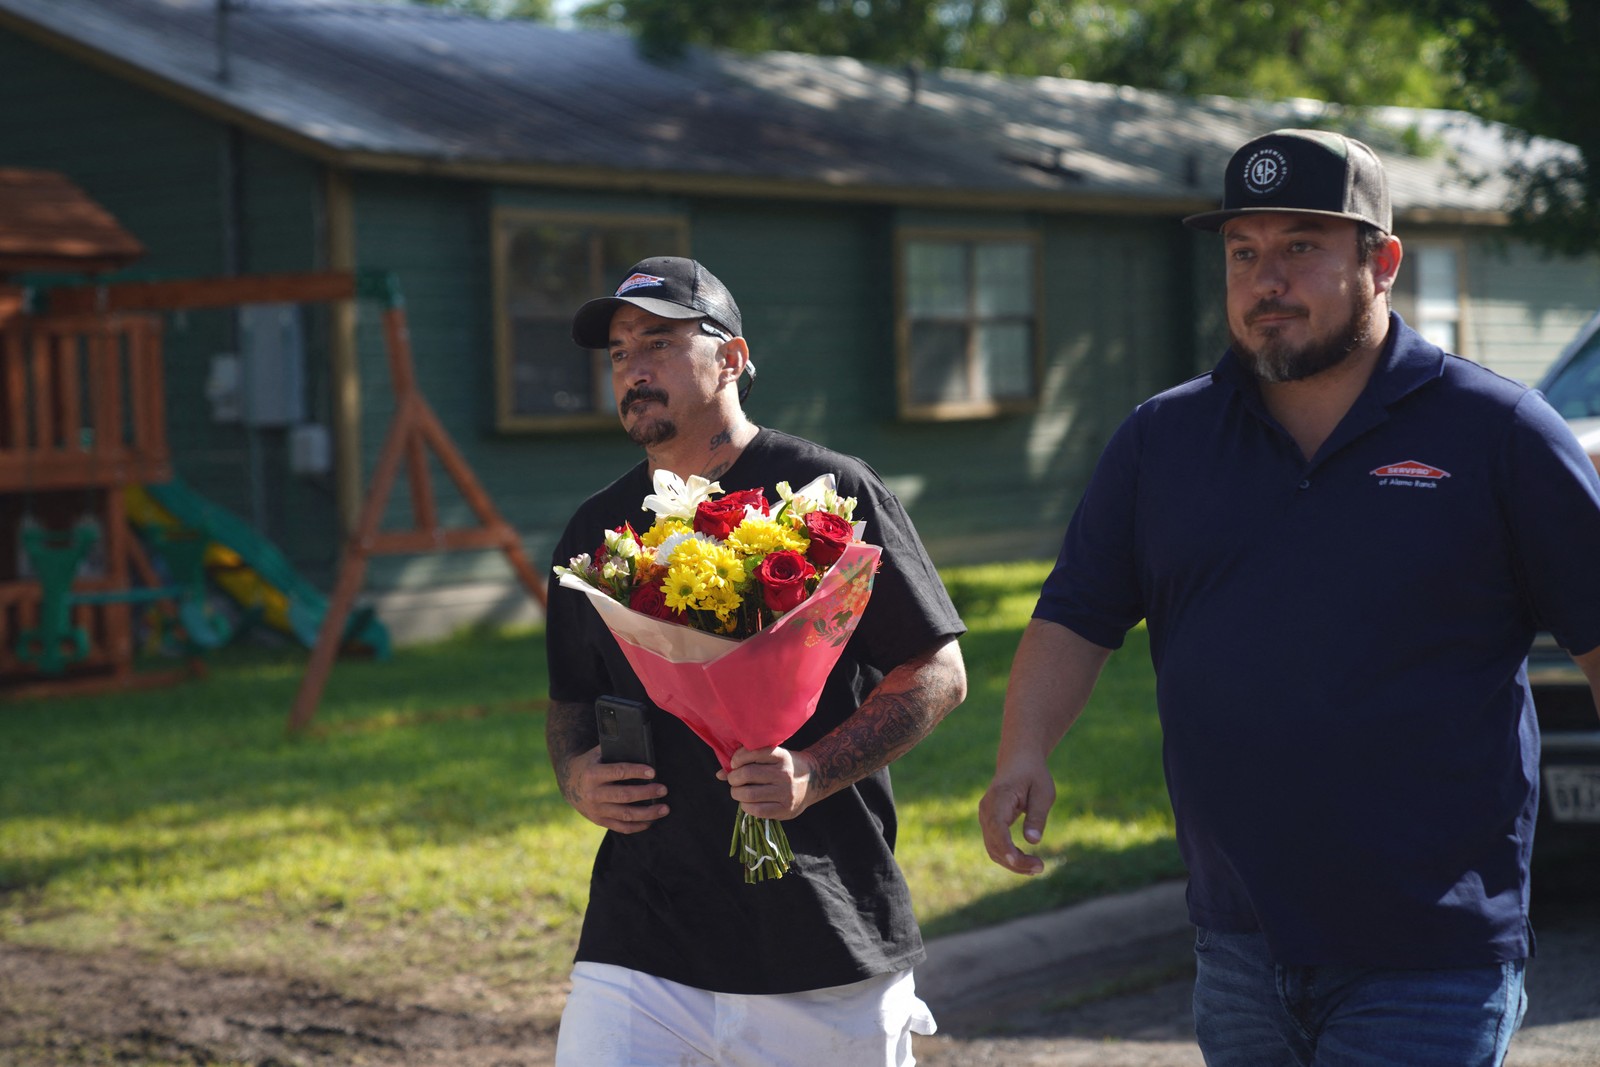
[1245,300,1306,326]
[619,387,668,416]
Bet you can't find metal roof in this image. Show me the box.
[0,0,1570,220]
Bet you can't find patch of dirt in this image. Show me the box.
[0,941,560,1066]
[0,937,1210,1067]
[917,972,1206,1067]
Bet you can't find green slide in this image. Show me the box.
[136,477,391,661]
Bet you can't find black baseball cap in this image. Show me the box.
[571,256,743,349]
[1183,129,1392,234]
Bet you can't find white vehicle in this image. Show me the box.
[1529,306,1600,832]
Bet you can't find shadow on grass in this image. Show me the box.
[919,837,1187,940]
[895,626,1165,813]
[5,573,1175,946]
[2,629,572,896]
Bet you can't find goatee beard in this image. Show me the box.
[619,387,676,446]
[1232,290,1377,384]
[627,418,677,447]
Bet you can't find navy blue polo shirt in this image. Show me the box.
[1037,314,1600,968]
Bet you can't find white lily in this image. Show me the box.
[555,553,593,578]
[642,469,724,521]
[775,473,856,522]
[775,473,834,518]
[604,528,641,559]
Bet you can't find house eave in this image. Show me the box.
[0,8,348,168]
[0,7,1520,227]
[324,148,1216,216]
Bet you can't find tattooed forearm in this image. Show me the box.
[804,638,967,799]
[547,699,598,806]
[807,688,934,796]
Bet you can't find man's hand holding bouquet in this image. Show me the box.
[556,471,880,882]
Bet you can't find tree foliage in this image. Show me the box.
[1416,0,1599,255]
[409,0,551,19]
[575,0,1600,253]
[572,0,1457,107]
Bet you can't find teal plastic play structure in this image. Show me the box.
[143,477,391,659]
[14,478,390,677]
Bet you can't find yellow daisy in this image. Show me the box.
[726,516,807,557]
[642,518,690,549]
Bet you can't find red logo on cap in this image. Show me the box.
[1370,461,1451,479]
[615,273,665,296]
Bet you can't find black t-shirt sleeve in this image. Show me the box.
[833,458,966,672]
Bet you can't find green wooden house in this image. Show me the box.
[2,0,1597,642]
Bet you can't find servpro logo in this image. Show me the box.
[1371,460,1451,489]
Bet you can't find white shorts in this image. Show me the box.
[554,961,937,1067]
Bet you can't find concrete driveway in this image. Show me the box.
[917,848,1600,1067]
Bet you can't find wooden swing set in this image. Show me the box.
[2,169,546,727]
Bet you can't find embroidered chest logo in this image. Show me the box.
[1371,460,1452,489]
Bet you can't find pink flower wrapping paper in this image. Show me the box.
[557,542,880,769]
[557,541,881,880]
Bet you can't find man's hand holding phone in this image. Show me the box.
[576,696,668,834]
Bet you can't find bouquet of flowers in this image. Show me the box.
[555,471,881,882]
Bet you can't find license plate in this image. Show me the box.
[1544,766,1600,823]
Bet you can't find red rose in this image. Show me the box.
[802,510,853,568]
[693,489,768,539]
[755,550,816,613]
[628,579,677,621]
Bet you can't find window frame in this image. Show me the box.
[1397,237,1468,356]
[491,208,690,432]
[893,227,1043,421]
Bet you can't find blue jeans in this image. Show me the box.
[1192,927,1527,1067]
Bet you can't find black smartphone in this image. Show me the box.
[596,695,655,768]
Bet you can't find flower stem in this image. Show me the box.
[729,810,795,883]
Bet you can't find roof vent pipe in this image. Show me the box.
[217,0,233,83]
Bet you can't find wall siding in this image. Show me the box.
[0,29,339,582]
[340,181,1203,592]
[13,25,1600,642]
[1459,237,1600,385]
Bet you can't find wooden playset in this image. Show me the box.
[1,169,547,714]
[0,168,193,698]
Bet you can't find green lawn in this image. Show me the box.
[0,560,1179,1011]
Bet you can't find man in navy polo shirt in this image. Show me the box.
[979,129,1600,1066]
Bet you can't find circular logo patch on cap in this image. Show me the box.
[1242,147,1289,196]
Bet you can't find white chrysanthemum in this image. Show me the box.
[654,529,718,565]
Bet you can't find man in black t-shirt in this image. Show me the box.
[547,256,967,1066]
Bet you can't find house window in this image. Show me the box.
[897,231,1040,419]
[493,211,687,430]
[1413,243,1462,353]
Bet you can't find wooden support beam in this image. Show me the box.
[46,271,357,315]
[286,295,547,735]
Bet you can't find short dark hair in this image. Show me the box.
[1355,222,1395,309]
[1355,222,1388,265]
